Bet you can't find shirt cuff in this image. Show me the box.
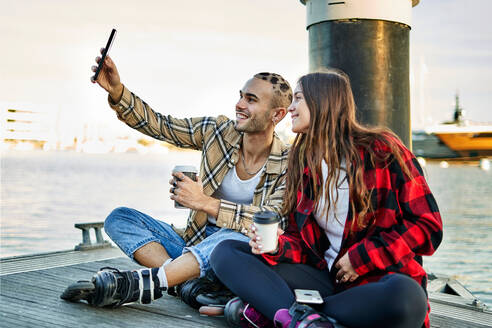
[108,85,131,113]
[215,199,251,234]
[348,243,375,276]
[261,238,284,265]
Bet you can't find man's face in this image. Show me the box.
[235,78,274,133]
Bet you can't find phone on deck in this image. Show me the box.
[92,28,117,82]
[294,289,324,304]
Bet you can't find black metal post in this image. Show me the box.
[301,0,419,148]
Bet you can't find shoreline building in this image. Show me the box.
[0,105,59,151]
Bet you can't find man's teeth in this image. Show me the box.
[237,113,248,119]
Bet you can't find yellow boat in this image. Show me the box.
[426,125,492,157]
[424,95,492,158]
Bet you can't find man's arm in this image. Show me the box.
[170,173,221,218]
[108,86,213,150]
[215,171,288,233]
[91,52,213,150]
[171,170,287,234]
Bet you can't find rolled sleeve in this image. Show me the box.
[215,200,252,232]
[107,85,209,150]
[214,172,287,234]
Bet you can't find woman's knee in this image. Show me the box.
[210,240,250,273]
[382,274,427,326]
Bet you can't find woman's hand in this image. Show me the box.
[334,253,359,283]
[248,224,283,255]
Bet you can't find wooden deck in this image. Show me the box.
[0,248,228,328]
[1,247,491,328]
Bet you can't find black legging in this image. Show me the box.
[210,240,428,328]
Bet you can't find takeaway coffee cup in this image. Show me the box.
[253,211,281,253]
[172,165,198,209]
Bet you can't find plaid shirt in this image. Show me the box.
[262,136,443,328]
[109,86,289,246]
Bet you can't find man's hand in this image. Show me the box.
[334,252,359,284]
[248,224,283,255]
[169,172,210,212]
[91,48,123,102]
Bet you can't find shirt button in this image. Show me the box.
[223,223,227,227]
[304,209,308,213]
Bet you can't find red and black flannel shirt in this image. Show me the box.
[262,136,443,328]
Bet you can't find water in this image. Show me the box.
[1,151,491,306]
[1,150,200,256]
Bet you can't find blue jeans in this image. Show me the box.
[104,206,249,277]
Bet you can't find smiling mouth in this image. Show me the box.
[236,112,249,120]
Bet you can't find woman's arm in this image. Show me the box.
[347,156,443,276]
[260,213,308,265]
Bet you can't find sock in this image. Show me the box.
[157,258,172,289]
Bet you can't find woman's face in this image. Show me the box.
[288,84,310,133]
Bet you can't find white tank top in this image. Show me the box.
[207,164,263,225]
[313,160,349,270]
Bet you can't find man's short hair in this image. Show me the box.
[254,72,293,109]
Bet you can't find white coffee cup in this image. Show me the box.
[172,165,198,209]
[253,211,281,253]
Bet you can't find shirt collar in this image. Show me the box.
[265,133,287,174]
[224,127,287,175]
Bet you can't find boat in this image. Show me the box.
[412,94,492,159]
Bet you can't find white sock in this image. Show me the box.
[157,258,172,288]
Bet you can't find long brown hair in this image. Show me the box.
[282,70,412,230]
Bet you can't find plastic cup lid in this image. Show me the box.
[172,165,198,173]
[253,211,280,224]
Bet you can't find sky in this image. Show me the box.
[1,0,491,142]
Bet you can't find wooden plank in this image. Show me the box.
[1,307,67,328]
[2,251,492,328]
[0,258,228,328]
[427,277,448,293]
[1,296,85,328]
[447,280,477,299]
[0,295,208,328]
[430,301,492,328]
[1,285,222,328]
[0,248,124,276]
[430,292,489,312]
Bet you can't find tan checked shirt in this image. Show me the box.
[109,86,289,246]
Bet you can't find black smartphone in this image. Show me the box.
[92,28,117,82]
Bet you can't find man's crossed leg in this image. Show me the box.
[61,207,248,307]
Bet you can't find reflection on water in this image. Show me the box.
[1,151,491,305]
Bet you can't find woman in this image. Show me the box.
[210,70,443,328]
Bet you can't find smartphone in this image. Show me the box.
[294,289,324,304]
[92,28,117,81]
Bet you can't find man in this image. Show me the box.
[61,49,292,307]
